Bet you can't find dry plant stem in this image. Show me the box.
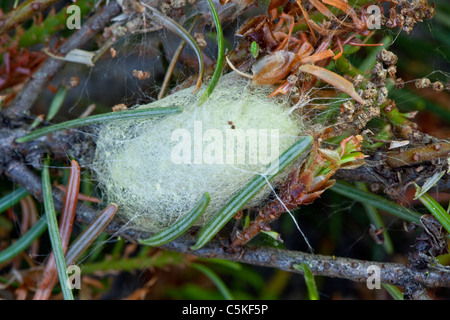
[158,40,187,100]
[162,236,446,294]
[158,16,200,100]
[295,0,317,44]
[10,196,40,262]
[55,183,101,203]
[385,142,450,168]
[33,160,80,300]
[65,204,118,265]
[24,196,40,258]
[4,161,88,218]
[333,162,450,193]
[1,2,122,121]
[15,199,31,269]
[19,199,31,234]
[4,161,449,297]
[4,160,106,228]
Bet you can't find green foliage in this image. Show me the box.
[18,0,94,48]
[140,193,210,246]
[414,184,450,234]
[191,136,313,250]
[251,41,260,59]
[0,187,28,214]
[293,264,319,300]
[16,107,182,143]
[382,284,404,300]
[46,85,68,122]
[198,0,225,105]
[42,156,73,300]
[191,263,234,300]
[0,217,47,264]
[330,181,421,224]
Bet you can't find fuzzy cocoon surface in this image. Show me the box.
[93,74,306,233]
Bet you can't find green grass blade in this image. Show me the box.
[0,187,28,214]
[86,232,109,262]
[414,171,445,199]
[16,106,182,143]
[191,263,233,300]
[42,157,73,300]
[198,0,225,105]
[335,56,363,77]
[191,136,313,250]
[0,218,46,264]
[382,283,404,300]
[110,237,126,260]
[18,0,93,48]
[46,85,68,122]
[389,88,450,124]
[293,263,319,300]
[414,187,450,234]
[330,181,421,224]
[140,192,210,246]
[355,182,394,254]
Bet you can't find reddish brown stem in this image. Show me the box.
[229,167,310,252]
[55,183,101,204]
[25,196,40,258]
[33,160,80,300]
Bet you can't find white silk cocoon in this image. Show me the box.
[93,74,307,233]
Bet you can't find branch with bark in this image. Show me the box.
[3,157,449,300]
